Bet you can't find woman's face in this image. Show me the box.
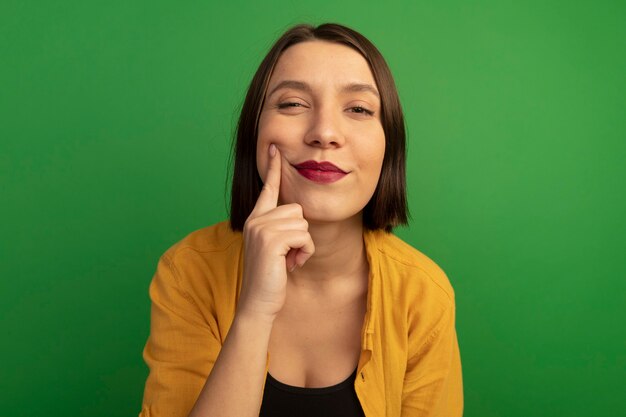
[256,40,385,224]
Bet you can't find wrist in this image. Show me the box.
[234,307,277,331]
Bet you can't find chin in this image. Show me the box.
[300,202,364,225]
[279,188,371,225]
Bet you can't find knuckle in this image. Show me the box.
[256,231,267,244]
[244,222,272,246]
[243,217,263,238]
[243,217,256,231]
[285,203,303,216]
[262,183,275,194]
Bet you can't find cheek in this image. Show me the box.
[261,126,297,148]
[256,114,278,181]
[358,135,386,175]
[257,116,302,179]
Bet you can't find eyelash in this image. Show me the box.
[350,106,375,116]
[277,102,302,109]
[277,102,374,116]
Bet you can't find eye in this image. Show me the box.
[349,106,375,116]
[277,102,304,109]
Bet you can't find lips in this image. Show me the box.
[292,160,348,184]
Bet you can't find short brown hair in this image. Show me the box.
[229,23,408,232]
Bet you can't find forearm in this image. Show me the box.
[188,312,273,417]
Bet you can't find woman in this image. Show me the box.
[139,23,463,417]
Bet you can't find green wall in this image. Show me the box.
[2,1,624,416]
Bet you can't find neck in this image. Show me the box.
[288,214,368,291]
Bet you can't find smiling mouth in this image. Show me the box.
[292,160,348,184]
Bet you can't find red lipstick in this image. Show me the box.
[293,160,348,184]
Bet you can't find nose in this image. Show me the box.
[303,105,345,148]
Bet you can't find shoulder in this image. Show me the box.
[156,220,243,298]
[162,220,242,260]
[366,230,455,306]
[148,221,242,345]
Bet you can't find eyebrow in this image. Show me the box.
[267,80,380,100]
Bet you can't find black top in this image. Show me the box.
[258,368,366,417]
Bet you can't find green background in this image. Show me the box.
[1,1,624,416]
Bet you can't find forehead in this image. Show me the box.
[268,40,377,89]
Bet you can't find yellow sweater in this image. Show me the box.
[139,221,463,416]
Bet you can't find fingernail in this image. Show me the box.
[269,144,276,157]
[288,264,296,273]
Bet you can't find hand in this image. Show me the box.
[237,144,315,321]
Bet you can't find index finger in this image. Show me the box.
[252,144,282,216]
